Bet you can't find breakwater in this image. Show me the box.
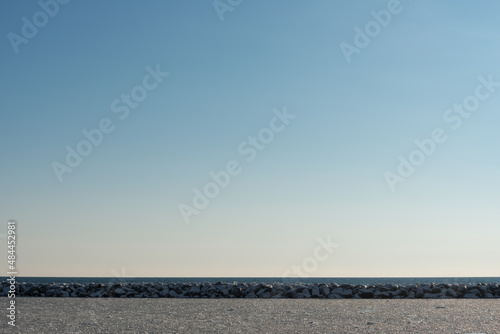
[1,281,499,299]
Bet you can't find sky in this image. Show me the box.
[0,0,499,278]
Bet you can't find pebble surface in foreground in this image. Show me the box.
[13,299,500,333]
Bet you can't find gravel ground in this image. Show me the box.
[6,298,499,333]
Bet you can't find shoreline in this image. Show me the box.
[2,281,499,299]
[8,299,500,333]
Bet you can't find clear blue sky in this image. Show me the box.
[1,0,499,277]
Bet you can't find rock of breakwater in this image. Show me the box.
[0,282,499,299]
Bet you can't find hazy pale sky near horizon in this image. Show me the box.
[1,0,499,277]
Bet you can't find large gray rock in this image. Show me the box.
[379,291,391,299]
[221,288,230,297]
[231,287,242,298]
[189,286,200,295]
[245,292,256,298]
[327,293,342,299]
[340,289,353,298]
[261,292,271,298]
[446,289,457,298]
[358,289,374,298]
[468,289,481,297]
